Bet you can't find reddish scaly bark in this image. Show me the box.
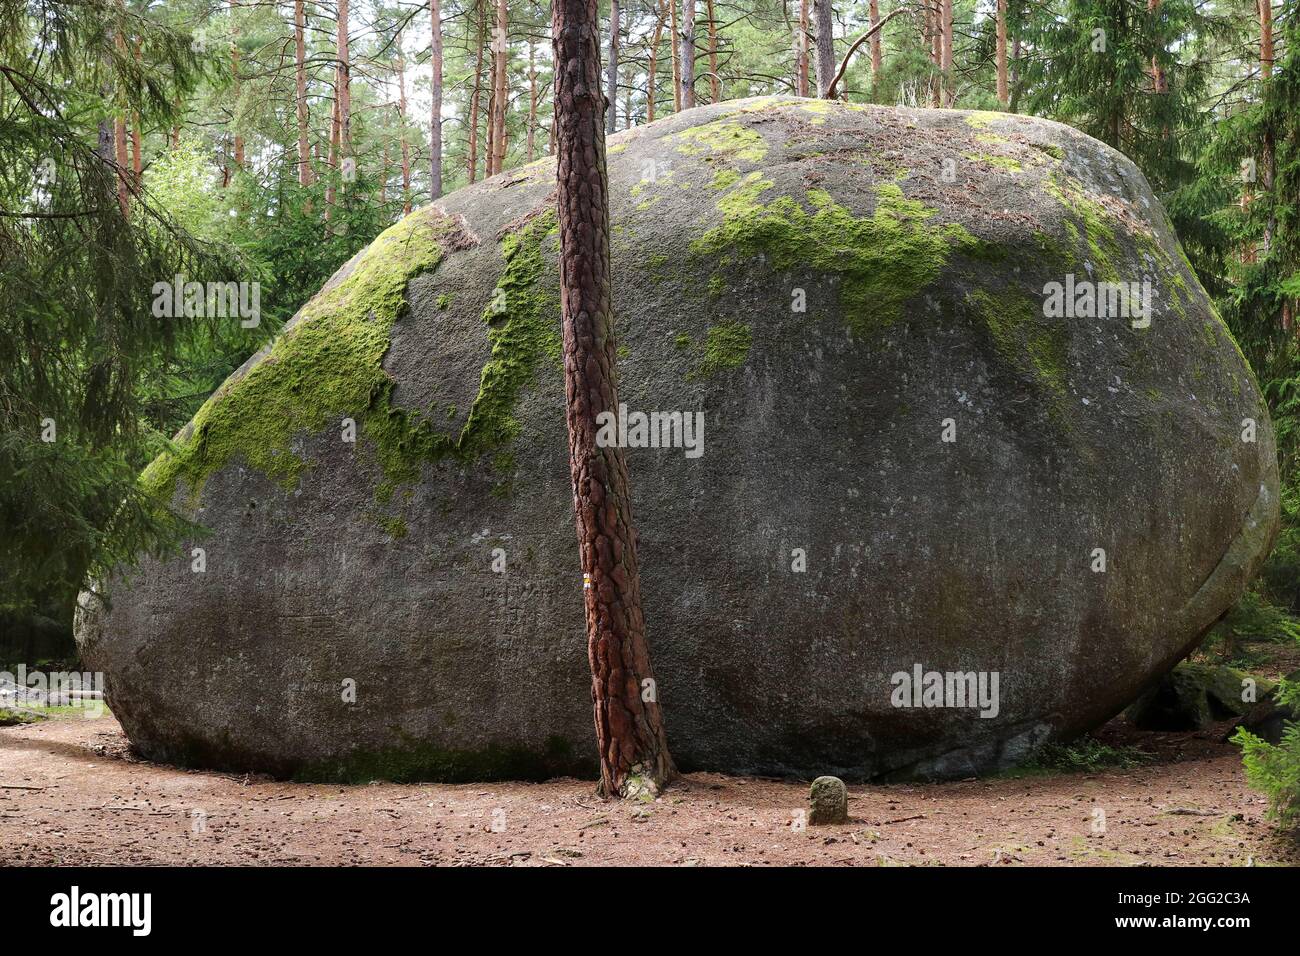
[868,0,881,97]
[551,0,676,799]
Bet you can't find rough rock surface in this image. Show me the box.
[808,775,849,825]
[77,98,1279,782]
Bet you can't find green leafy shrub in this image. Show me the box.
[1233,680,1300,830]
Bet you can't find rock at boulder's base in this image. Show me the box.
[1126,663,1267,731]
[77,97,1279,783]
[808,776,850,825]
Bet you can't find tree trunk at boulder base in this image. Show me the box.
[551,0,676,799]
[814,0,834,98]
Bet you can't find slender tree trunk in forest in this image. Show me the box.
[295,0,313,186]
[670,0,682,111]
[492,0,508,174]
[430,0,443,198]
[941,0,953,105]
[486,83,497,177]
[337,0,352,163]
[796,0,809,96]
[130,116,142,181]
[324,83,339,219]
[468,2,485,183]
[113,114,129,212]
[624,61,632,126]
[868,0,881,97]
[705,0,719,102]
[551,0,677,800]
[1009,35,1021,111]
[1260,0,1274,79]
[928,1,941,106]
[527,41,538,161]
[647,2,664,122]
[1260,0,1275,256]
[681,0,696,108]
[1148,0,1165,93]
[230,1,244,170]
[398,52,412,213]
[129,39,142,183]
[813,0,834,98]
[607,0,620,133]
[995,0,1008,108]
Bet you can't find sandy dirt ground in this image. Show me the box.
[1,713,1296,867]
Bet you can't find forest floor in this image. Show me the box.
[2,710,1297,867]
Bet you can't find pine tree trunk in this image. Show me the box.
[337,0,352,162]
[1149,0,1166,93]
[706,0,719,102]
[1260,0,1275,256]
[485,82,497,177]
[527,41,538,162]
[929,0,942,107]
[295,0,313,186]
[797,0,809,96]
[231,0,244,168]
[607,0,620,133]
[941,0,953,105]
[492,0,508,174]
[868,0,881,98]
[324,83,339,219]
[113,114,130,213]
[398,52,412,213]
[670,0,682,111]
[647,2,664,122]
[551,0,676,800]
[468,2,485,183]
[430,0,443,198]
[995,0,1008,108]
[1009,35,1021,111]
[813,0,834,98]
[1260,0,1274,79]
[681,0,696,108]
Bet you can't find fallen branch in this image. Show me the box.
[882,813,926,824]
[825,9,906,100]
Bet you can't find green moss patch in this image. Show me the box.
[693,173,984,333]
[967,287,1068,398]
[1043,172,1124,282]
[141,211,460,503]
[143,208,563,511]
[965,152,1022,173]
[672,119,768,164]
[691,321,753,379]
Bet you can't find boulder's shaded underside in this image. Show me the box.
[77,98,1279,782]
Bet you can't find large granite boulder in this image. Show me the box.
[76,98,1278,781]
